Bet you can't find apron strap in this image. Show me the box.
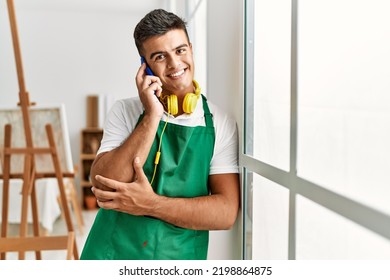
[201,94,214,128]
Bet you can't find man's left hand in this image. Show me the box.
[92,157,157,216]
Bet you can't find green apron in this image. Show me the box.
[80,95,215,260]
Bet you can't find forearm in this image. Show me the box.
[146,173,240,230]
[147,194,238,230]
[90,114,160,189]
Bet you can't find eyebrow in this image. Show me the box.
[149,43,189,60]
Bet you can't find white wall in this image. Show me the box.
[207,0,243,260]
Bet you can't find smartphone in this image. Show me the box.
[140,56,154,76]
[141,56,157,96]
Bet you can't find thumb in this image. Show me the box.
[133,157,146,181]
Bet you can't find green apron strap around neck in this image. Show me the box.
[136,94,214,128]
[201,94,214,128]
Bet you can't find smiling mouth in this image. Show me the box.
[168,69,185,78]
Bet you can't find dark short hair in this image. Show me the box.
[133,9,189,55]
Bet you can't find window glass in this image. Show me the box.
[296,195,390,259]
[297,0,390,215]
[245,0,291,171]
[246,171,289,260]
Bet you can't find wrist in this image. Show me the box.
[144,192,162,217]
[143,111,162,124]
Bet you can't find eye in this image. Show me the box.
[177,48,186,55]
[154,54,165,61]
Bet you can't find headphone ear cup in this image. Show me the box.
[167,94,178,115]
[183,93,198,114]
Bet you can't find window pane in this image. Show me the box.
[245,0,291,171]
[246,171,289,260]
[296,195,390,259]
[297,0,390,214]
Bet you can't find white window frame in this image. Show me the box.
[242,0,390,260]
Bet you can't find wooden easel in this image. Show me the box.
[0,0,78,260]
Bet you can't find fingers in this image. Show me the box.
[95,196,116,209]
[135,63,164,118]
[136,62,146,82]
[147,80,163,98]
[136,63,158,83]
[94,175,120,190]
[91,186,115,203]
[136,63,162,94]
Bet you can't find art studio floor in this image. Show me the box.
[3,209,98,260]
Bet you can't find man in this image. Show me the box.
[80,9,239,260]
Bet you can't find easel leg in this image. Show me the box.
[46,125,79,259]
[30,179,42,259]
[1,124,12,260]
[0,178,10,260]
[69,179,85,234]
[57,180,85,235]
[18,154,32,260]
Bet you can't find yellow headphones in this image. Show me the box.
[161,80,201,115]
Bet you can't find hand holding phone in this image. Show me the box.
[140,56,161,97]
[141,56,154,76]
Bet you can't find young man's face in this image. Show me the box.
[142,29,195,97]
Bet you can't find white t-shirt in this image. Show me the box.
[98,96,239,175]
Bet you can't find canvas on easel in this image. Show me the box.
[0,0,79,260]
[0,104,73,176]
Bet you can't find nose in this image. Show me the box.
[167,55,181,69]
